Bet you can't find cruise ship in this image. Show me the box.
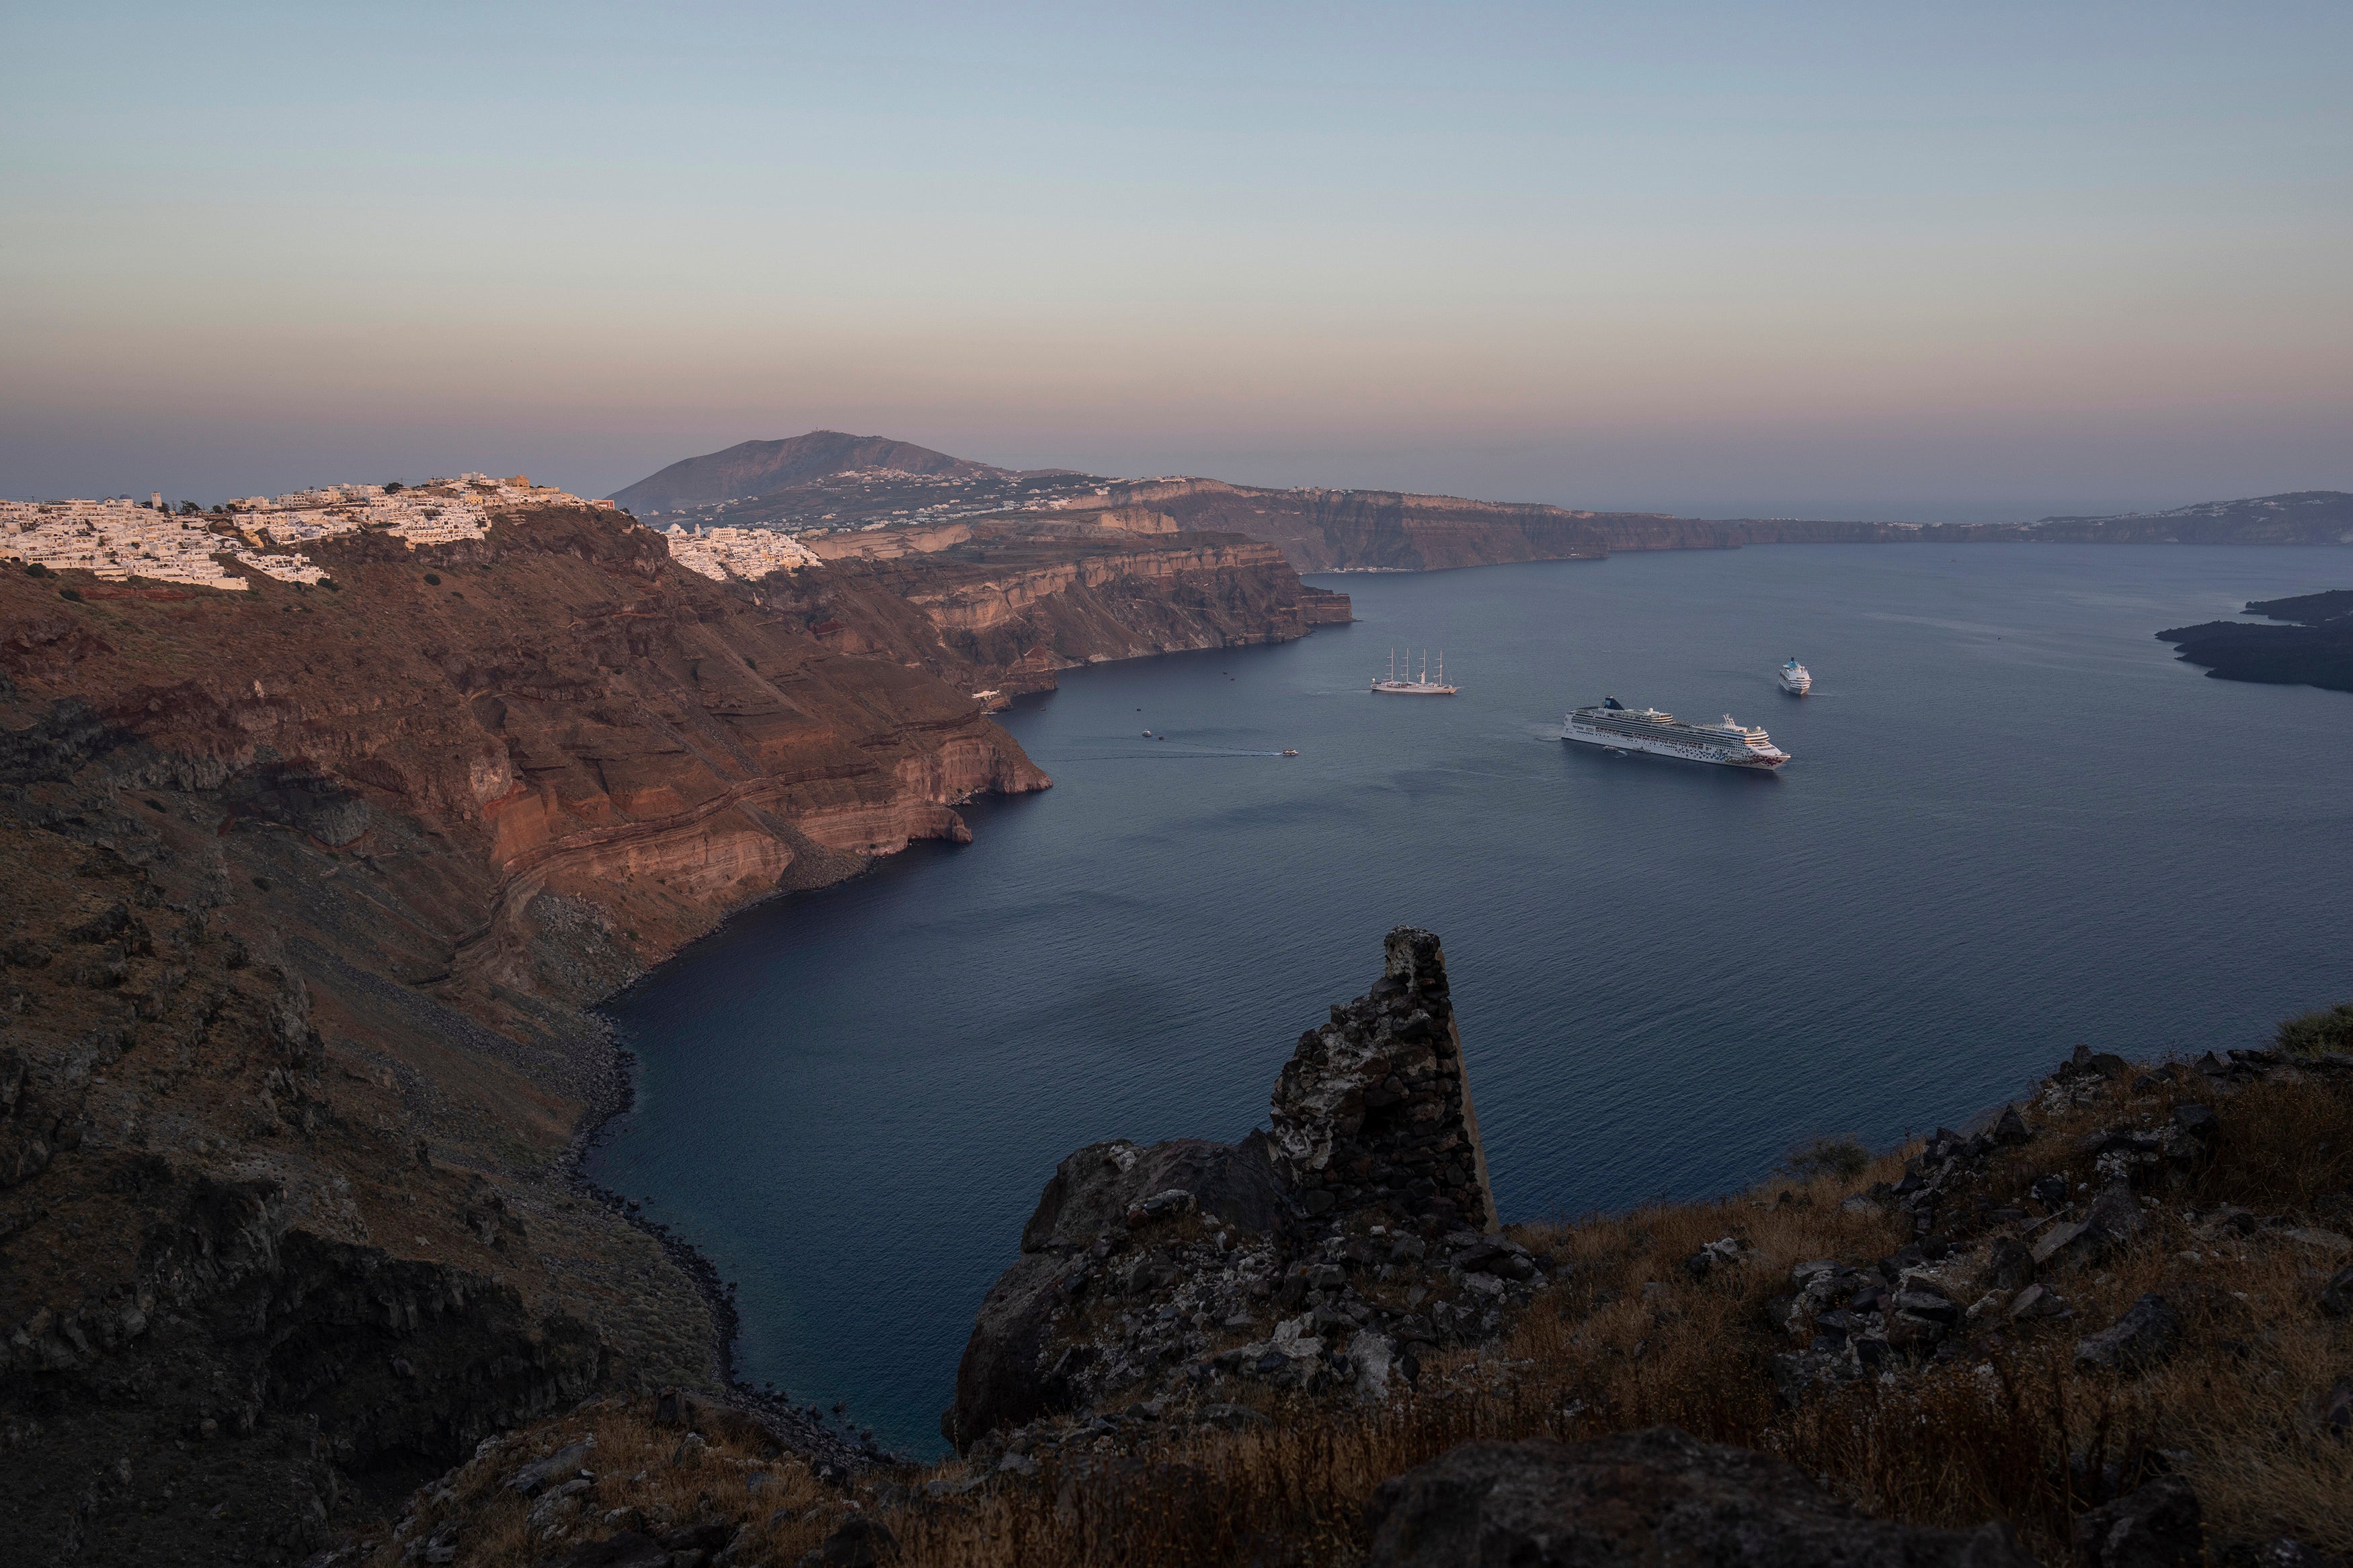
[1778,658,1812,695]
[1564,699,1790,769]
[1372,649,1458,696]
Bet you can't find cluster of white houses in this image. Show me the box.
[1,475,612,589]
[661,523,821,581]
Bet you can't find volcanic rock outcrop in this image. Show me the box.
[946,927,1535,1450]
[1269,926,1497,1235]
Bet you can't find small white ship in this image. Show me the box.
[1372,649,1458,696]
[1564,698,1789,769]
[1778,658,1812,696]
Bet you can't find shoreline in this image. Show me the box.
[559,833,914,1471]
[566,1016,902,1472]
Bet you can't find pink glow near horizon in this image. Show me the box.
[3,3,2347,520]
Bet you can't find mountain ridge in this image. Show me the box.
[614,436,2352,572]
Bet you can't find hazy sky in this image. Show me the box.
[5,2,2348,519]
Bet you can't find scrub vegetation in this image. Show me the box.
[350,1029,2353,1568]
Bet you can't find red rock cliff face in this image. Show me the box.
[1,506,1049,1009]
[0,502,1345,1159]
[761,527,1349,696]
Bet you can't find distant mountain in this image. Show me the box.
[2034,491,2353,544]
[610,431,1004,513]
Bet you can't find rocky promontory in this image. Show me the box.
[2159,587,2353,696]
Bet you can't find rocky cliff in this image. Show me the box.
[1062,478,1929,573]
[760,523,1348,696]
[0,499,1341,1562]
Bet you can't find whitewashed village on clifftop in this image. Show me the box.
[0,474,615,590]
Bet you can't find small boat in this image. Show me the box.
[1142,730,1152,736]
[1778,658,1812,696]
[1280,749,1299,757]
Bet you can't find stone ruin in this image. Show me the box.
[1269,926,1497,1235]
[947,927,1521,1447]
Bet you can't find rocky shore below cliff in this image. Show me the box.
[320,927,2353,1568]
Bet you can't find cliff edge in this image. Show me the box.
[0,497,1342,1563]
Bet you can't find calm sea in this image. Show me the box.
[586,543,2353,1455]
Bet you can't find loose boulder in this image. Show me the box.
[2073,1475,2203,1568]
[1021,1135,1289,1253]
[2075,1293,2182,1373]
[1362,1427,2038,1567]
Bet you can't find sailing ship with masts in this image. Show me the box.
[1372,650,1458,695]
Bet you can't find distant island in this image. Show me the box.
[2159,587,2353,695]
[610,431,2353,575]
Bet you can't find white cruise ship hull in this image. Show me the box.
[1564,717,1788,769]
[1779,673,1811,695]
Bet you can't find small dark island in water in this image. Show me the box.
[2158,587,2353,694]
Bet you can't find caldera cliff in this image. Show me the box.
[0,499,1345,1563]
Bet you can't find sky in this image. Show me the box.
[3,1,2348,520]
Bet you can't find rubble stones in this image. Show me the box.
[1269,927,1498,1236]
[1361,1427,2039,1568]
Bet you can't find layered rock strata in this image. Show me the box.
[770,524,1349,696]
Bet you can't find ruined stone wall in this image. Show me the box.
[1268,927,1497,1236]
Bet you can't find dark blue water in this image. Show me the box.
[586,544,2353,1455]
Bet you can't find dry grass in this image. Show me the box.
[889,1069,2353,1568]
[353,1397,849,1568]
[379,1066,2352,1567]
